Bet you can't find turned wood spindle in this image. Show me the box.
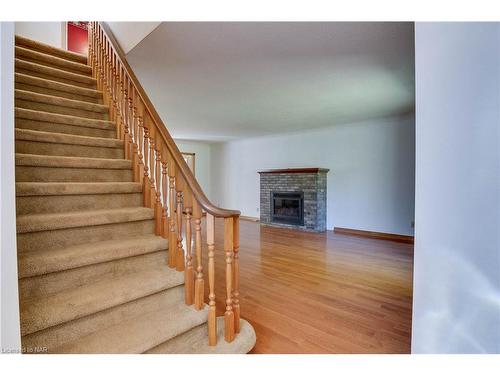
[122,74,131,160]
[224,217,235,342]
[96,28,102,89]
[102,40,108,106]
[193,199,204,310]
[207,213,217,346]
[154,143,162,236]
[127,78,135,162]
[111,57,119,139]
[183,188,194,305]
[142,117,151,208]
[167,154,177,268]
[117,65,125,141]
[111,54,117,123]
[148,126,157,210]
[130,88,140,182]
[175,174,185,272]
[232,216,241,333]
[161,148,169,238]
[106,42,112,110]
[136,100,145,185]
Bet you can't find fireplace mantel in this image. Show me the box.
[258,168,330,174]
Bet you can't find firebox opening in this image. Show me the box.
[271,191,304,226]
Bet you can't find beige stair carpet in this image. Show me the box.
[14,35,255,353]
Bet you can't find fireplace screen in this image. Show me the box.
[271,192,304,226]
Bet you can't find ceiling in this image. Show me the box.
[124,22,415,141]
[107,22,161,54]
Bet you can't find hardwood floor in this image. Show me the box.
[202,220,414,354]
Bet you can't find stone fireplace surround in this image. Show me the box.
[259,168,329,232]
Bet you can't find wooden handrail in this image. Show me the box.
[98,22,240,218]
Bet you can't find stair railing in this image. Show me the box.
[88,22,242,346]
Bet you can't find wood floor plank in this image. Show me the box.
[199,220,413,353]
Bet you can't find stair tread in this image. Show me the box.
[15,35,87,64]
[146,317,256,354]
[16,46,92,75]
[16,206,154,234]
[20,261,185,336]
[16,107,115,130]
[15,73,101,99]
[15,128,123,148]
[16,89,108,113]
[16,58,96,86]
[18,234,168,278]
[16,181,142,196]
[15,153,132,169]
[53,295,208,353]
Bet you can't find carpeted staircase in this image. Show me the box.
[14,35,255,354]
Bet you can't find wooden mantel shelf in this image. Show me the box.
[258,168,330,174]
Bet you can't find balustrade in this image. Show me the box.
[88,22,241,346]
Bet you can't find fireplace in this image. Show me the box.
[271,192,304,226]
[259,168,329,231]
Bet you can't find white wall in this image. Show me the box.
[210,114,415,234]
[15,22,65,49]
[174,139,212,200]
[0,22,21,353]
[412,23,500,354]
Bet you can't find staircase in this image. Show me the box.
[14,28,255,354]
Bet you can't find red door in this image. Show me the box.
[67,22,89,55]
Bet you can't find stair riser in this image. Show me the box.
[20,250,169,300]
[15,52,92,76]
[16,193,143,215]
[16,140,125,159]
[16,166,132,182]
[21,286,185,353]
[16,118,116,138]
[15,82,102,104]
[17,219,156,253]
[16,99,109,120]
[16,67,96,90]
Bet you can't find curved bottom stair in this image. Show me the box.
[146,318,256,354]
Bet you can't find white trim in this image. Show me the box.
[62,21,68,50]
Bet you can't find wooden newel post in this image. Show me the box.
[193,199,204,310]
[207,214,217,346]
[184,188,194,305]
[175,174,185,272]
[224,217,235,343]
[233,216,241,333]
[167,153,176,268]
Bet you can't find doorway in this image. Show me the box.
[67,21,88,55]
